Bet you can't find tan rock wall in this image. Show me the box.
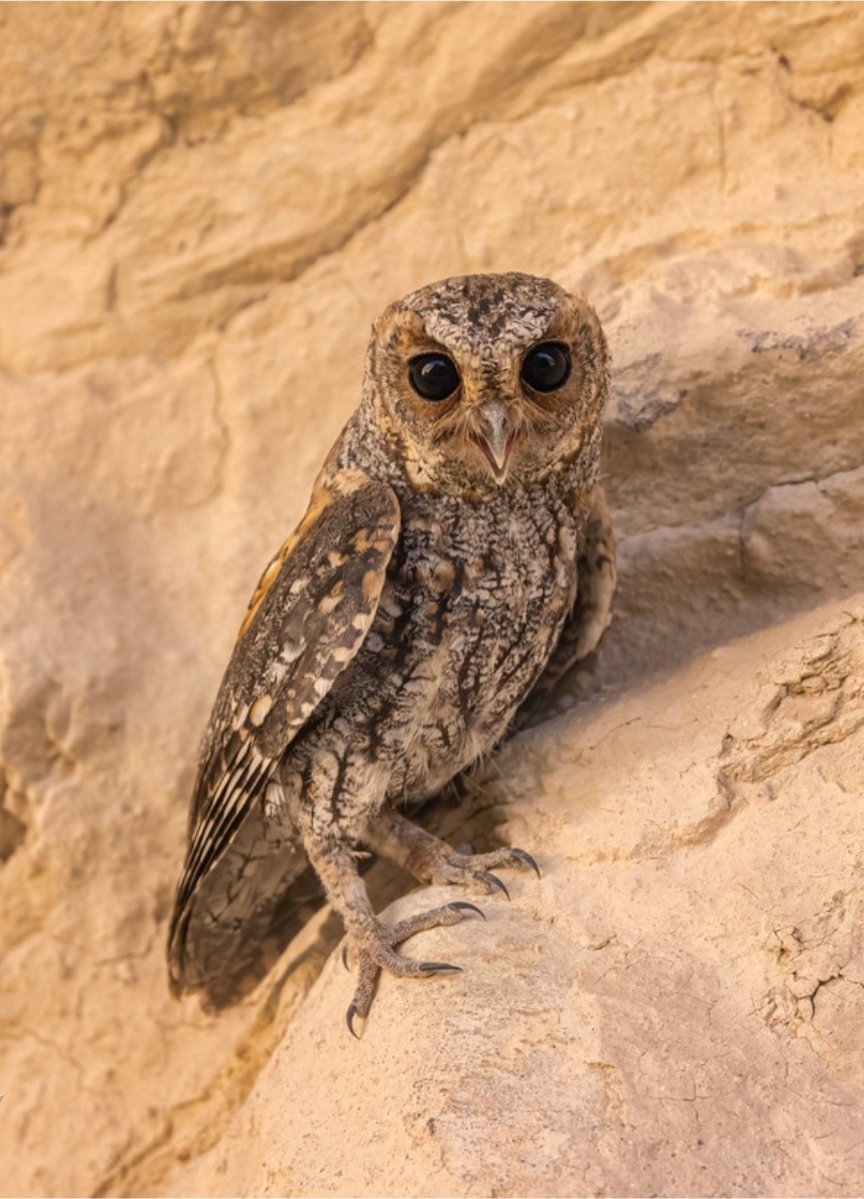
[0,3,863,1195]
[172,598,864,1198]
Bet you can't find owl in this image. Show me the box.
[167,272,616,1034]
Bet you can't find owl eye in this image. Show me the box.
[521,342,571,393]
[408,353,460,402]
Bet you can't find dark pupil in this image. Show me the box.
[408,354,460,402]
[521,342,571,392]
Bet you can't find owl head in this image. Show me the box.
[363,272,608,496]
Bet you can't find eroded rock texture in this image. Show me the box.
[0,3,863,1196]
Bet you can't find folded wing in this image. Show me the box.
[168,470,400,995]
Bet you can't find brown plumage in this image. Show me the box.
[167,272,616,1031]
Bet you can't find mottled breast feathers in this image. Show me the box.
[168,471,400,979]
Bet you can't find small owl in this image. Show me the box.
[167,273,616,1033]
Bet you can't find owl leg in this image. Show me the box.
[303,839,484,1036]
[364,805,540,897]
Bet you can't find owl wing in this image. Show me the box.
[556,483,617,664]
[168,470,400,988]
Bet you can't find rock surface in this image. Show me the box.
[171,598,864,1198]
[1,3,863,1196]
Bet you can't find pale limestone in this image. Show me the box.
[1,3,863,1196]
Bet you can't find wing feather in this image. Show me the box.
[168,470,400,990]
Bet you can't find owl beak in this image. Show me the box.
[473,401,517,483]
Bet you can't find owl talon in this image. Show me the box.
[448,901,486,920]
[511,848,541,877]
[418,961,462,974]
[341,944,350,971]
[346,1003,363,1039]
[481,872,510,899]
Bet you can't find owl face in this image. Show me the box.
[365,273,608,495]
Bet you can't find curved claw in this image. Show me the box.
[483,872,510,900]
[511,848,541,878]
[342,945,350,971]
[346,1003,362,1039]
[448,901,486,921]
[418,961,462,975]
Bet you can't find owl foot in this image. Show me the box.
[365,805,541,900]
[421,845,541,898]
[364,805,539,901]
[344,900,484,1037]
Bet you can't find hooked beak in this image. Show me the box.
[471,401,519,483]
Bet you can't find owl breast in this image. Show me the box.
[356,478,582,801]
[276,473,585,837]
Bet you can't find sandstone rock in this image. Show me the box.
[170,599,864,1198]
[1,3,863,1195]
